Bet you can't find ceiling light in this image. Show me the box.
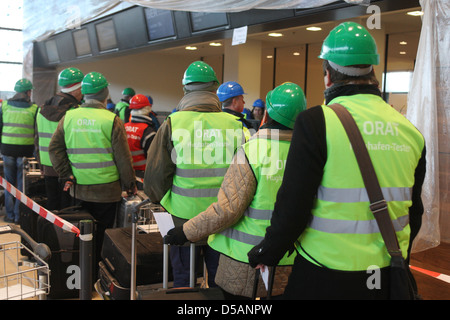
[399,41,407,45]
[407,11,423,16]
[268,33,283,37]
[185,46,197,50]
[209,42,222,47]
[306,26,322,31]
[399,51,406,55]
[293,52,300,56]
[266,55,273,59]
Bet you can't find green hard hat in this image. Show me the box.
[122,87,135,96]
[14,78,33,93]
[182,61,218,85]
[58,67,84,87]
[318,21,379,66]
[266,82,306,129]
[81,72,109,94]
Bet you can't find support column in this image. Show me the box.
[223,39,263,108]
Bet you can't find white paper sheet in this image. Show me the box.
[152,211,174,237]
[261,267,269,290]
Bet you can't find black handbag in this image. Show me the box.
[329,103,416,300]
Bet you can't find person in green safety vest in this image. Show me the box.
[115,87,135,122]
[1,79,38,224]
[35,67,84,210]
[49,72,137,265]
[247,22,426,300]
[164,82,307,299]
[143,61,246,289]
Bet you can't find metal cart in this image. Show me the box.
[0,224,51,300]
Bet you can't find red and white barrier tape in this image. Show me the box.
[410,265,450,284]
[0,176,80,236]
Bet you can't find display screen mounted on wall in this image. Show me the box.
[144,8,176,41]
[45,39,60,64]
[73,28,92,57]
[95,19,118,52]
[189,12,228,32]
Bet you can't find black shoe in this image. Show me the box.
[3,216,14,223]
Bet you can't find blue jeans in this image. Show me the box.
[3,156,24,222]
[170,245,219,288]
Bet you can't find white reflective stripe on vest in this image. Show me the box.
[317,186,412,203]
[220,228,264,246]
[175,167,228,178]
[131,150,145,156]
[244,207,273,220]
[67,147,113,154]
[3,122,34,129]
[133,159,147,166]
[71,161,116,169]
[1,132,34,138]
[38,132,53,138]
[171,185,219,198]
[309,214,409,234]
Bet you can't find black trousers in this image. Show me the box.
[283,254,390,300]
[44,176,74,211]
[79,200,119,266]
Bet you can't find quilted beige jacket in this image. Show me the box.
[183,128,293,298]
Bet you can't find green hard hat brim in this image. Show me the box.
[81,83,109,94]
[268,106,297,129]
[182,75,219,85]
[319,52,380,66]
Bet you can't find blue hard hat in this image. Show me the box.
[216,81,246,102]
[253,99,265,108]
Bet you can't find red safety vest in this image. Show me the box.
[124,122,148,171]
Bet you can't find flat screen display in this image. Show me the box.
[73,28,92,57]
[45,39,59,63]
[95,19,118,52]
[144,8,176,41]
[189,12,228,32]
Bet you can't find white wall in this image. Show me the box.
[61,50,200,113]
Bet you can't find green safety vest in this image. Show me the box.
[298,94,425,271]
[63,107,119,185]
[208,135,295,264]
[36,106,78,166]
[115,101,129,122]
[161,111,245,220]
[1,100,38,145]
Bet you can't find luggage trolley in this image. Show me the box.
[0,224,51,300]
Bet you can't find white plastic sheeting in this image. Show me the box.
[125,0,343,12]
[407,0,449,252]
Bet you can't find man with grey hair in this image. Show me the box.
[49,71,137,265]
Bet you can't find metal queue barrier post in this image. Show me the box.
[130,198,151,300]
[79,220,94,300]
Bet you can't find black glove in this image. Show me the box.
[164,226,188,246]
[248,239,283,268]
